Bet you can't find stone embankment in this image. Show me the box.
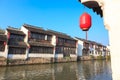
[0,57,77,66]
[0,56,110,66]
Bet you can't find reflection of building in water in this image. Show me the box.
[76,61,112,80]
[4,64,55,80]
[0,61,111,80]
[53,63,78,80]
[0,67,6,80]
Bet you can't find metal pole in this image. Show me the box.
[86,31,88,40]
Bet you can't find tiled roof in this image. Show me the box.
[7,27,25,36]
[23,24,52,35]
[47,29,75,40]
[75,37,104,46]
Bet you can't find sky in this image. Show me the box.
[0,0,109,45]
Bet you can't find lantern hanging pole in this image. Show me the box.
[86,31,88,40]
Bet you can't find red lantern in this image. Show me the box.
[80,12,91,31]
[7,32,10,39]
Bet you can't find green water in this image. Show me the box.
[0,60,112,80]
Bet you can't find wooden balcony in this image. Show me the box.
[8,40,28,48]
[29,39,51,43]
[29,41,54,47]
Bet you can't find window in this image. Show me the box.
[8,34,25,45]
[29,46,53,54]
[47,35,52,41]
[55,46,64,53]
[8,47,26,54]
[10,34,24,42]
[58,38,64,43]
[31,32,45,40]
[70,48,76,54]
[0,41,5,51]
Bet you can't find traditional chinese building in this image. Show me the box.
[7,27,28,59]
[0,29,7,58]
[21,24,55,62]
[0,24,110,66]
[47,30,77,62]
[75,37,108,58]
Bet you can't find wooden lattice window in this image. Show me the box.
[47,35,52,41]
[31,32,45,40]
[10,34,24,42]
[29,46,53,54]
[55,46,64,53]
[0,41,5,51]
[8,47,26,54]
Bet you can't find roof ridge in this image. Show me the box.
[7,26,21,31]
[75,37,104,45]
[47,29,70,37]
[23,23,44,30]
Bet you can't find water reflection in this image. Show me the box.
[0,61,112,80]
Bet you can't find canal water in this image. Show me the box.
[0,60,112,80]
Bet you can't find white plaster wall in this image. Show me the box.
[51,35,56,46]
[2,31,9,58]
[21,26,29,43]
[25,48,29,59]
[0,52,4,57]
[0,43,8,58]
[51,35,56,55]
[70,54,77,58]
[77,40,83,56]
[54,54,63,58]
[8,54,26,59]
[21,26,30,59]
[29,53,54,58]
[4,45,8,58]
[102,1,120,79]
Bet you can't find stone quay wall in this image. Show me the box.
[0,57,77,66]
